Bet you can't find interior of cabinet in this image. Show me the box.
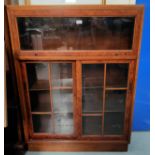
[17,17,135,50]
[82,63,128,136]
[26,62,129,137]
[26,62,74,135]
[82,64,104,114]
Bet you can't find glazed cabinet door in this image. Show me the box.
[17,17,135,51]
[22,62,76,138]
[22,60,134,139]
[81,61,134,138]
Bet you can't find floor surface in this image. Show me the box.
[25,132,150,155]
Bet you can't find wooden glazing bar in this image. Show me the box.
[82,113,102,116]
[76,61,82,137]
[102,64,107,135]
[105,87,128,90]
[48,63,55,134]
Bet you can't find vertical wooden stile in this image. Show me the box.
[48,63,55,133]
[76,61,82,138]
[21,63,33,139]
[102,64,107,135]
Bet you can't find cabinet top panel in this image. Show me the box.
[7,5,144,10]
[7,5,144,60]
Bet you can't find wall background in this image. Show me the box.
[133,0,150,131]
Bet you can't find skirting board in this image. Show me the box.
[28,140,128,151]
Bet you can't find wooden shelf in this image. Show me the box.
[29,80,49,91]
[82,113,102,116]
[105,87,128,91]
[52,86,72,90]
[83,86,103,89]
[83,87,127,90]
[54,112,73,114]
[31,112,51,115]
[104,111,125,113]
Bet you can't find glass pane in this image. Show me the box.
[82,64,104,113]
[51,63,74,134]
[82,64,104,88]
[51,63,73,87]
[106,64,129,88]
[104,112,124,135]
[105,90,127,112]
[54,113,74,134]
[82,116,102,135]
[30,91,51,112]
[18,17,134,50]
[30,0,102,5]
[32,115,53,133]
[82,88,103,113]
[27,63,49,90]
[52,90,73,113]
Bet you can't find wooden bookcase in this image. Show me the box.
[7,5,144,151]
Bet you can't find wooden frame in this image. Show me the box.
[25,0,31,5]
[24,0,135,6]
[7,5,144,151]
[22,61,78,139]
[77,60,135,141]
[24,0,105,5]
[7,5,144,61]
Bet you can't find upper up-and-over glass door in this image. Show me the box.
[17,17,135,50]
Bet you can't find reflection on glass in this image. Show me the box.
[104,112,125,135]
[52,88,74,135]
[30,0,102,5]
[106,64,129,88]
[32,115,53,133]
[54,113,74,134]
[82,116,102,135]
[105,90,127,112]
[51,63,74,134]
[52,90,73,113]
[26,62,75,135]
[51,63,73,87]
[82,64,104,113]
[18,17,134,50]
[30,91,51,112]
[26,63,49,90]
